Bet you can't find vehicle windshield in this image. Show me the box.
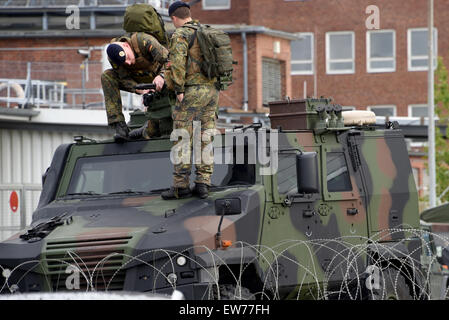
[65,150,255,197]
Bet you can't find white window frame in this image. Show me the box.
[408,104,428,118]
[408,28,438,72]
[366,29,396,73]
[202,0,231,10]
[367,105,397,117]
[326,31,355,75]
[291,33,314,75]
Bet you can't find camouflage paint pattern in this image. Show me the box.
[0,98,422,299]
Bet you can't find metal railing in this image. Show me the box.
[0,60,107,109]
[0,78,66,109]
[0,60,157,110]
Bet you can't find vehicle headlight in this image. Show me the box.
[176,256,187,266]
[167,273,178,285]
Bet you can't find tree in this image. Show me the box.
[434,56,449,204]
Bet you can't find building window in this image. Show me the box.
[262,58,282,105]
[48,14,89,30]
[203,0,230,10]
[367,105,396,117]
[0,15,43,30]
[342,106,356,111]
[408,104,428,118]
[96,13,124,30]
[367,30,395,73]
[291,33,314,75]
[326,31,355,74]
[408,28,437,71]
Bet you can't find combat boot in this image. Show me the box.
[111,121,129,143]
[192,183,209,199]
[129,121,149,140]
[161,186,192,200]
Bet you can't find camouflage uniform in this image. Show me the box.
[165,20,219,188]
[101,32,170,137]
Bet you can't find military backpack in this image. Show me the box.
[123,3,169,47]
[186,24,235,91]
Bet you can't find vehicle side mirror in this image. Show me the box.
[296,152,319,194]
[215,198,241,215]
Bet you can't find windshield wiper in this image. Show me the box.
[65,191,101,197]
[108,190,148,195]
[149,188,170,193]
[20,213,70,241]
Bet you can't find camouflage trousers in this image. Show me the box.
[101,69,142,124]
[102,69,171,138]
[172,85,219,188]
[141,118,173,138]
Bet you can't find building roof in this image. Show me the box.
[214,24,302,41]
[0,24,301,40]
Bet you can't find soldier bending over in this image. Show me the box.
[102,32,168,142]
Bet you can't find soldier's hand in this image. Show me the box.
[153,75,165,92]
[177,93,184,103]
[136,89,150,95]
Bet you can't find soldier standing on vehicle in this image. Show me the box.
[161,1,220,200]
[102,30,168,142]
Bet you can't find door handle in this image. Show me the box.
[303,209,315,218]
[347,208,358,216]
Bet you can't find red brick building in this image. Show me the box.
[1,0,446,115]
[191,0,449,116]
[189,0,448,203]
[0,0,445,202]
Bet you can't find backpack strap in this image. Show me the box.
[183,24,203,72]
[188,29,197,50]
[156,10,169,46]
[130,32,150,59]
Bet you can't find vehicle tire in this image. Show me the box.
[368,267,413,300]
[213,284,255,300]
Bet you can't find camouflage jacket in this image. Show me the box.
[110,32,169,86]
[165,20,216,94]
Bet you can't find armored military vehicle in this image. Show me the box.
[0,98,424,299]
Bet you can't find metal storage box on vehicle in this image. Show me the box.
[268,98,331,130]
